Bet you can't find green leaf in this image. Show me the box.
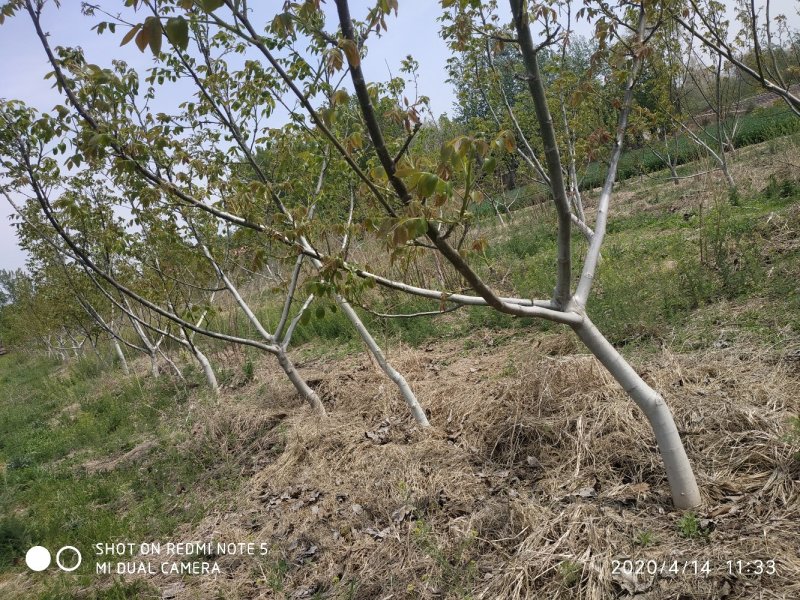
[394,165,417,178]
[326,48,344,73]
[407,217,427,238]
[370,166,387,181]
[134,26,149,53]
[319,107,335,126]
[271,12,294,38]
[496,130,516,153]
[144,17,162,55]
[482,156,497,175]
[201,0,224,12]
[332,88,349,107]
[339,39,360,67]
[165,16,189,51]
[416,172,439,197]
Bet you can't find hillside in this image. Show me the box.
[1,134,800,599]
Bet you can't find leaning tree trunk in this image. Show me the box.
[196,240,327,415]
[572,316,701,509]
[669,162,680,186]
[335,296,429,426]
[276,348,326,416]
[125,304,159,377]
[181,334,219,396]
[194,347,219,396]
[112,338,130,375]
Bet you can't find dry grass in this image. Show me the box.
[81,136,800,600]
[137,330,800,600]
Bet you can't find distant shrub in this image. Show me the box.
[763,174,799,201]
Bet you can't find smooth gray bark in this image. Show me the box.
[194,347,219,396]
[199,242,326,415]
[113,338,130,375]
[335,297,429,427]
[276,349,326,416]
[293,168,430,426]
[510,0,572,307]
[572,316,701,509]
[505,2,700,508]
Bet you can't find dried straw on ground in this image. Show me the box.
[137,330,800,600]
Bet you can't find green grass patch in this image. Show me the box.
[475,172,800,349]
[0,355,240,598]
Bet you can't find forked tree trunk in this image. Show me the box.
[149,353,159,378]
[196,241,327,415]
[158,347,185,382]
[287,188,429,425]
[669,163,680,185]
[173,321,219,395]
[572,316,701,509]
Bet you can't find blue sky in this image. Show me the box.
[0,1,456,271]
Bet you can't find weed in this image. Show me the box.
[780,178,798,199]
[263,556,290,592]
[500,362,518,378]
[788,416,800,461]
[242,357,255,383]
[0,515,30,568]
[70,356,106,381]
[559,560,582,588]
[216,367,234,387]
[764,174,781,199]
[677,512,709,539]
[411,519,478,595]
[635,530,655,547]
[767,137,780,155]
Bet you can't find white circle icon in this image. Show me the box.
[25,546,51,571]
[56,546,82,572]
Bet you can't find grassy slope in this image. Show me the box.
[0,355,248,599]
[1,136,799,599]
[486,104,800,214]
